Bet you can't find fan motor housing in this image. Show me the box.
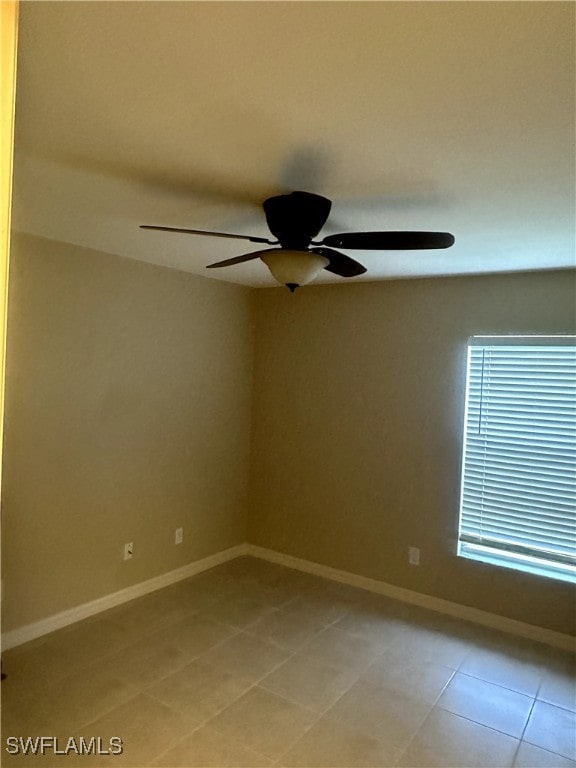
[263,191,331,249]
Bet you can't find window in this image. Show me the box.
[457,337,576,584]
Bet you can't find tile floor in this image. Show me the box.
[1,557,575,767]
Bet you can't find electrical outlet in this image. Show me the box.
[408,546,420,566]
[123,542,133,561]
[175,527,183,545]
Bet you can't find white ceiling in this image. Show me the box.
[11,1,575,287]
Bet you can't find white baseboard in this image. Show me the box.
[1,543,249,650]
[247,544,576,653]
[3,541,574,653]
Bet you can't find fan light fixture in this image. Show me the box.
[260,249,329,292]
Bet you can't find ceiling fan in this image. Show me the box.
[141,191,455,291]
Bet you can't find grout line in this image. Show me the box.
[518,740,576,766]
[269,633,399,761]
[147,719,272,767]
[451,669,539,700]
[432,704,529,743]
[190,643,305,761]
[393,705,434,767]
[509,702,537,768]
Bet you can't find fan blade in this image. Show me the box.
[140,225,275,245]
[206,249,274,269]
[320,232,455,250]
[311,248,367,278]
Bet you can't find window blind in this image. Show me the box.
[458,339,576,583]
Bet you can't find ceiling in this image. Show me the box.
[11,1,575,287]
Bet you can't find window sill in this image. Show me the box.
[458,542,576,585]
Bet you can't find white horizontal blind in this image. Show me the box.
[458,339,576,583]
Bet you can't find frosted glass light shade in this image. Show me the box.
[260,249,329,288]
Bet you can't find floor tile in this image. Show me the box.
[35,616,140,670]
[247,607,327,651]
[467,632,561,670]
[334,600,414,645]
[384,625,470,669]
[283,591,351,625]
[437,672,534,737]
[325,678,432,752]
[460,647,544,697]
[274,568,329,593]
[150,724,273,767]
[1,732,98,768]
[145,659,253,721]
[523,700,576,760]
[311,579,375,606]
[3,660,140,733]
[101,618,228,689]
[217,557,290,584]
[160,612,239,657]
[2,689,62,736]
[102,590,198,641]
[160,576,236,614]
[397,707,519,767]
[260,652,359,712]
[236,578,303,608]
[199,594,277,629]
[199,631,290,680]
[208,686,317,760]
[547,651,576,678]
[80,693,194,766]
[514,741,576,767]
[1,637,80,689]
[538,669,576,712]
[364,651,455,704]
[281,714,399,767]
[300,625,387,672]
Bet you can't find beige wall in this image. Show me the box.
[2,233,252,631]
[249,270,576,636]
[3,248,575,638]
